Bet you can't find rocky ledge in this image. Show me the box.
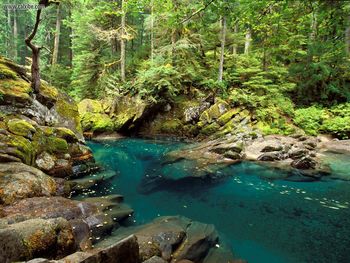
[0,57,132,262]
[47,216,245,263]
[163,133,350,182]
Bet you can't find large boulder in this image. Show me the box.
[78,99,114,133]
[0,217,75,262]
[112,95,153,132]
[103,216,223,263]
[26,235,139,263]
[0,162,58,205]
[2,195,133,242]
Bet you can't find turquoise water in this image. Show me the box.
[87,138,350,263]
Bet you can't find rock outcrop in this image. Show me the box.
[78,96,156,136]
[0,56,95,178]
[163,134,337,181]
[0,57,135,262]
[96,216,242,263]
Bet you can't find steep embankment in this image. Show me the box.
[0,57,133,262]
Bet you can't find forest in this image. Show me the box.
[1,0,350,138]
[1,1,350,263]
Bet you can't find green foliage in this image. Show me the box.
[294,103,350,139]
[226,55,296,134]
[134,58,181,102]
[321,117,350,139]
[293,106,327,136]
[42,64,72,93]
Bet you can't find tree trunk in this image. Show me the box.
[7,8,11,59]
[310,8,317,41]
[25,9,43,93]
[232,22,238,55]
[13,9,18,60]
[171,29,176,58]
[218,16,226,82]
[120,0,126,82]
[52,4,61,65]
[346,16,350,55]
[244,28,251,55]
[150,0,154,61]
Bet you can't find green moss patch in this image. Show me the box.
[7,119,36,138]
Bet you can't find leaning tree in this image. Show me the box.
[25,0,57,93]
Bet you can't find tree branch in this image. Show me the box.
[180,0,216,24]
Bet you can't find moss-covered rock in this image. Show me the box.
[0,61,17,80]
[7,118,36,138]
[112,95,150,131]
[199,100,229,124]
[55,127,78,142]
[0,217,75,261]
[46,137,69,154]
[217,108,241,126]
[0,162,58,205]
[81,112,114,132]
[160,119,183,134]
[78,99,104,114]
[0,132,35,164]
[0,78,32,104]
[46,92,84,141]
[201,122,221,136]
[78,99,115,133]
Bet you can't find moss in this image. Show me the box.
[46,137,69,154]
[217,108,241,126]
[55,92,83,135]
[78,99,104,115]
[39,82,58,103]
[160,119,183,134]
[183,124,199,137]
[41,126,55,136]
[1,133,35,164]
[113,113,133,130]
[7,118,36,137]
[200,122,221,136]
[199,101,228,124]
[0,63,17,80]
[81,112,114,132]
[216,121,235,137]
[55,127,77,142]
[0,78,32,103]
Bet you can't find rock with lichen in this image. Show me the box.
[0,56,95,178]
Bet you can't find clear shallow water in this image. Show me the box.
[87,138,350,263]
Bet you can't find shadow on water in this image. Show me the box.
[87,138,350,263]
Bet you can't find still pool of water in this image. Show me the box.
[87,138,350,263]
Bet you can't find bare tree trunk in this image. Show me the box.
[218,16,226,82]
[310,8,317,41]
[346,16,350,55]
[232,22,238,55]
[13,9,18,60]
[25,9,43,93]
[120,0,126,82]
[52,4,61,65]
[244,28,251,55]
[150,0,154,61]
[7,8,11,59]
